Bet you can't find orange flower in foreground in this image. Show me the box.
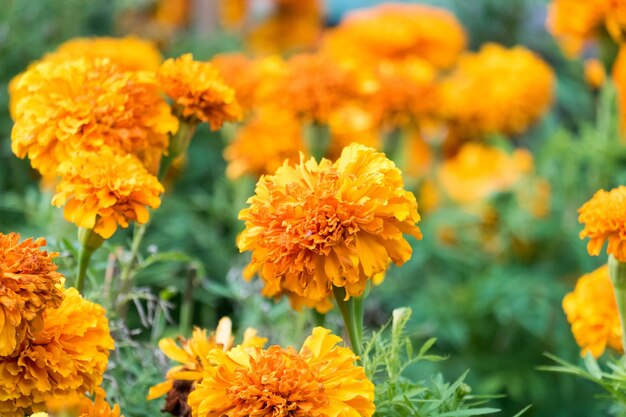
[238,143,421,305]
[563,265,623,357]
[188,327,375,417]
[224,110,305,179]
[157,54,242,130]
[0,288,114,417]
[11,58,177,176]
[323,3,466,69]
[442,43,555,139]
[0,233,64,357]
[148,318,266,417]
[579,186,626,262]
[437,143,534,205]
[52,152,163,239]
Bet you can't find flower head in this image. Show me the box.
[148,318,266,417]
[563,265,622,357]
[157,54,242,129]
[238,143,421,305]
[11,58,177,176]
[0,288,114,417]
[322,3,466,69]
[0,233,64,357]
[44,386,123,417]
[442,43,555,138]
[52,152,163,239]
[579,186,626,261]
[188,327,375,417]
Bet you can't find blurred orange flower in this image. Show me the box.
[224,109,305,179]
[158,54,242,130]
[0,233,64,357]
[0,288,114,417]
[442,43,555,139]
[52,152,163,239]
[45,386,123,417]
[579,186,626,262]
[187,327,375,417]
[238,143,421,305]
[323,3,466,69]
[11,58,177,176]
[563,265,623,357]
[584,58,606,89]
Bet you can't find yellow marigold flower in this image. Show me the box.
[148,317,266,417]
[322,3,466,69]
[442,43,555,139]
[238,143,422,304]
[0,233,64,357]
[224,110,305,179]
[547,0,626,56]
[579,186,626,262]
[11,58,177,176]
[51,152,163,239]
[157,54,242,130]
[188,327,375,417]
[563,265,623,357]
[267,53,359,124]
[45,387,123,417]
[0,288,114,417]
[436,143,533,205]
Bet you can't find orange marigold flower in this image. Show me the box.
[579,186,626,262]
[238,143,422,304]
[10,58,177,176]
[437,143,534,205]
[563,265,623,357]
[611,46,626,133]
[51,152,163,239]
[322,3,466,69]
[45,386,123,417]
[0,233,64,357]
[188,327,375,417]
[0,288,114,417]
[224,110,305,179]
[442,43,555,138]
[157,54,242,130]
[584,58,606,89]
[547,0,626,56]
[267,53,359,124]
[327,104,380,159]
[148,317,266,417]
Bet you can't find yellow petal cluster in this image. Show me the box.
[322,3,466,69]
[579,186,626,262]
[238,143,421,304]
[0,233,64,357]
[11,58,177,176]
[0,288,114,417]
[563,265,623,358]
[442,43,555,139]
[547,0,626,56]
[157,53,242,130]
[188,327,375,417]
[51,152,163,239]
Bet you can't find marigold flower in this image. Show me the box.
[563,265,623,357]
[11,58,177,176]
[267,53,359,124]
[442,43,555,138]
[157,54,242,130]
[188,327,375,417]
[51,152,163,239]
[224,110,306,179]
[45,386,123,417]
[322,3,466,69]
[327,104,380,159]
[0,288,114,417]
[0,233,64,357]
[238,143,421,304]
[437,143,534,205]
[585,58,606,89]
[579,186,626,262]
[148,317,266,417]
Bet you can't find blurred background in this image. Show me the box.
[1,1,623,416]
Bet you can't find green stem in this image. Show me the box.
[312,310,327,327]
[333,286,363,361]
[75,228,104,294]
[306,123,331,161]
[159,120,197,180]
[609,254,626,355]
[115,222,149,319]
